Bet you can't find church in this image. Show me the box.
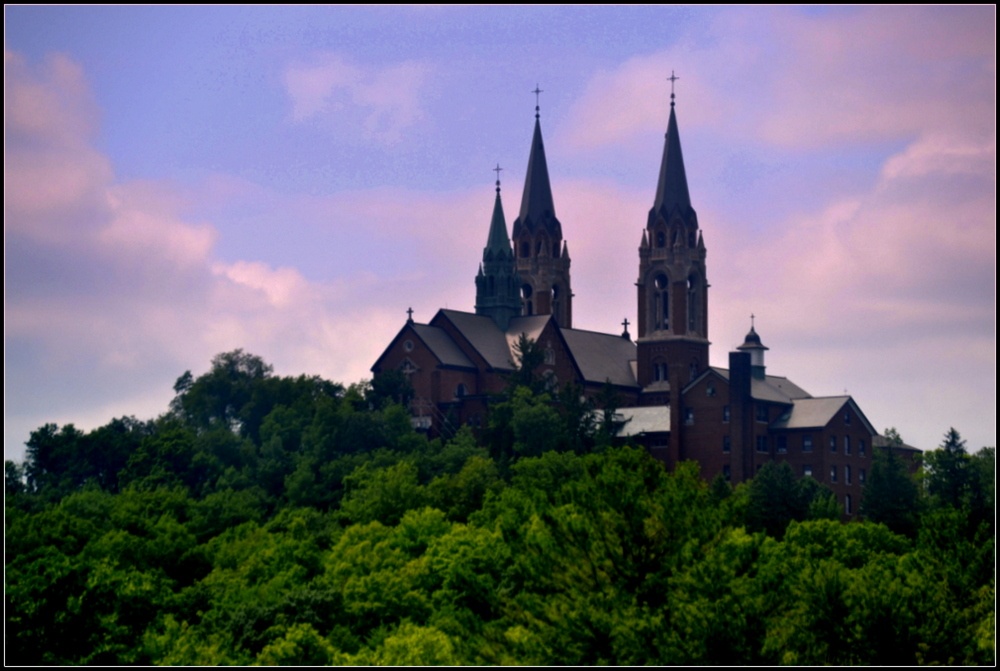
[372,86,880,515]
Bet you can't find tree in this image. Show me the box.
[861,441,920,537]
[924,427,970,509]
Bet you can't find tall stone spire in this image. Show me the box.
[636,74,711,465]
[514,115,560,239]
[510,90,572,327]
[475,170,521,330]
[650,104,694,227]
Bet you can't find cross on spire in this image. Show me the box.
[532,84,543,118]
[668,70,679,106]
[406,307,414,323]
[493,163,503,192]
[750,312,755,328]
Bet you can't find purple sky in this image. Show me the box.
[5,6,995,460]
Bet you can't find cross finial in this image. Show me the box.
[750,313,755,329]
[621,317,631,339]
[532,84,543,118]
[668,70,679,107]
[406,307,414,323]
[493,163,503,193]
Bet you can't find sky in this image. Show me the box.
[4,6,996,460]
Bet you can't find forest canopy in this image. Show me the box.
[5,350,995,665]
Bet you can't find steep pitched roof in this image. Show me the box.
[433,309,638,386]
[410,324,475,369]
[771,396,877,435]
[559,328,638,388]
[436,310,515,370]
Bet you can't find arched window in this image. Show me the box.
[656,230,666,248]
[521,284,533,316]
[654,273,670,330]
[520,240,530,258]
[687,275,698,333]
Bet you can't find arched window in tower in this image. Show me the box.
[521,284,533,316]
[687,275,698,334]
[551,284,561,322]
[520,240,530,258]
[656,230,666,248]
[553,242,560,257]
[654,273,670,330]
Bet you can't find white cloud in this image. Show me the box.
[283,53,431,144]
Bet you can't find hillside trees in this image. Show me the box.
[6,349,996,665]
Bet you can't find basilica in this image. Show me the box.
[372,88,881,514]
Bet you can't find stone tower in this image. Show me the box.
[474,175,521,330]
[636,89,710,460]
[510,101,572,327]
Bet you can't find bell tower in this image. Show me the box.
[637,75,710,447]
[511,87,573,327]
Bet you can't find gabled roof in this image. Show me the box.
[432,309,638,386]
[436,310,515,370]
[771,396,877,435]
[706,366,813,404]
[370,321,477,373]
[560,328,638,388]
[410,324,475,369]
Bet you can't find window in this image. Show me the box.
[803,465,813,477]
[776,435,788,454]
[544,347,555,366]
[803,434,814,452]
[830,465,838,483]
[654,274,670,330]
[845,494,852,515]
[859,469,866,486]
[756,435,769,453]
[455,383,467,398]
[756,404,768,422]
[706,384,716,397]
[830,435,837,452]
[723,435,731,453]
[859,440,866,457]
[844,436,851,455]
[844,409,851,425]
[723,405,731,423]
[723,464,731,481]
[684,408,694,425]
[845,465,852,485]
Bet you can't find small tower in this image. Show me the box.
[475,168,521,330]
[736,317,769,379]
[511,87,573,327]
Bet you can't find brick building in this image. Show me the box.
[372,91,889,514]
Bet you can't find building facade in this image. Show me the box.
[371,91,887,515]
